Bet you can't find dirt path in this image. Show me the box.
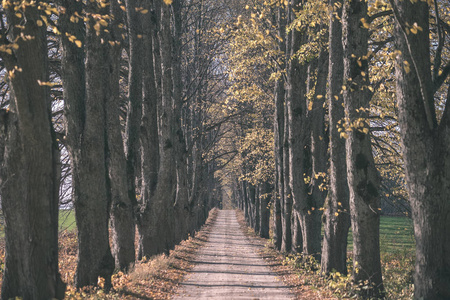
[173,210,294,299]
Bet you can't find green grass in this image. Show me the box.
[347,216,415,253]
[2,212,416,251]
[0,209,76,238]
[59,209,76,232]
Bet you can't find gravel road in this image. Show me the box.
[173,210,294,299]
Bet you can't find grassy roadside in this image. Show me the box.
[0,209,77,238]
[236,210,414,299]
[0,208,218,299]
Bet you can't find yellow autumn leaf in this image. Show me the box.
[75,40,82,48]
[37,20,43,27]
[37,80,57,87]
[403,60,410,74]
[94,23,101,33]
[99,19,108,27]
[163,0,173,5]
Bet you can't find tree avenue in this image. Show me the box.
[0,0,449,299]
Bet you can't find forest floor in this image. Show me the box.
[172,210,294,299]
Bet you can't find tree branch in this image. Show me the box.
[368,10,393,24]
[388,0,436,130]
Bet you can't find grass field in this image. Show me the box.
[59,209,76,232]
[2,211,416,252]
[0,209,76,237]
[346,216,415,253]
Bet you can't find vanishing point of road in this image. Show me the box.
[173,210,294,299]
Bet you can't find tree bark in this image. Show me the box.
[282,90,293,253]
[321,0,351,276]
[60,0,115,288]
[302,50,328,260]
[124,0,144,213]
[108,0,136,271]
[172,0,191,245]
[342,0,383,297]
[138,0,161,260]
[0,4,65,297]
[391,1,450,298]
[273,4,285,251]
[287,0,308,254]
[259,182,271,239]
[144,0,177,255]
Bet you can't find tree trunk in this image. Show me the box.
[0,5,65,297]
[273,4,285,251]
[124,0,144,213]
[282,90,293,253]
[108,0,136,271]
[145,0,177,255]
[321,0,351,276]
[342,0,383,297]
[302,50,328,260]
[391,1,450,298]
[259,182,272,239]
[60,0,115,288]
[172,0,190,245]
[287,0,308,254]
[138,0,161,260]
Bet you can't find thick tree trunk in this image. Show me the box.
[321,0,351,276]
[138,0,161,260]
[108,0,136,271]
[172,0,191,245]
[302,51,328,260]
[391,1,450,298]
[60,0,114,288]
[342,0,383,297]
[124,0,144,211]
[0,6,65,297]
[144,0,177,255]
[287,0,308,254]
